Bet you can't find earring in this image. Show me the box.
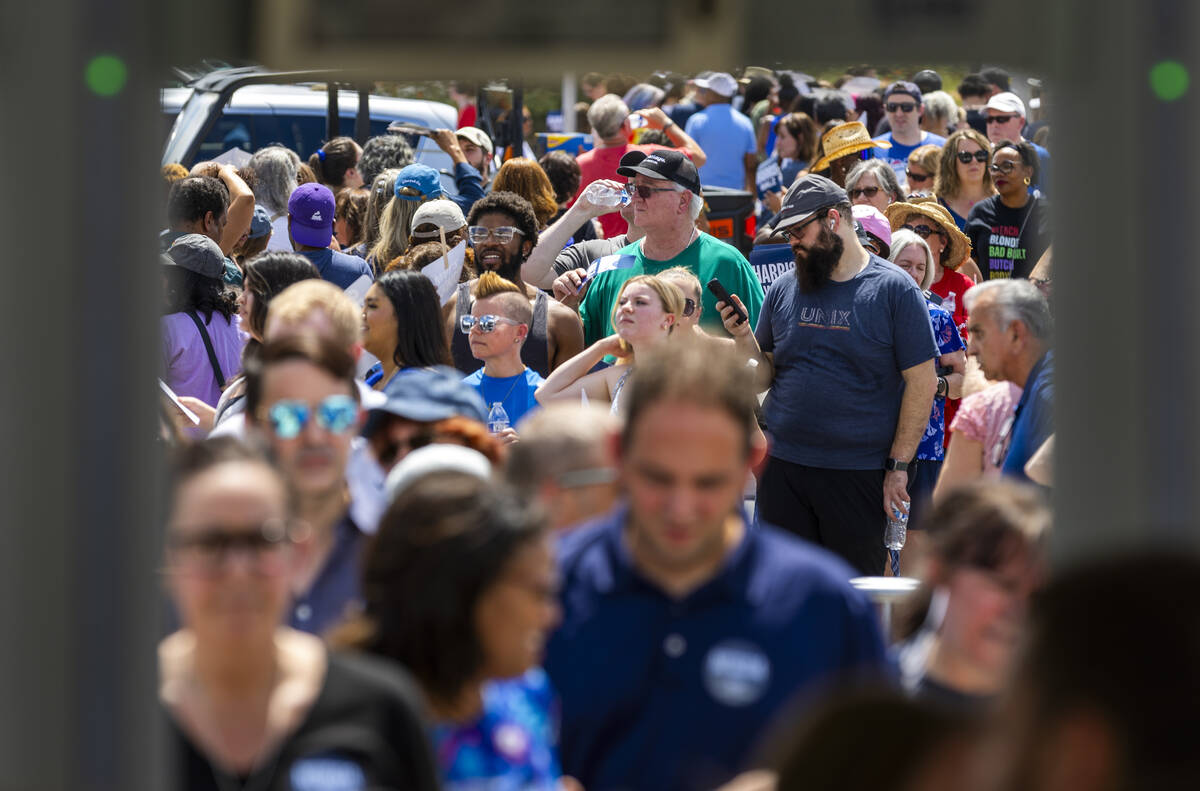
[1023,177,1031,186]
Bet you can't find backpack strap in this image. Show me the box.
[185,311,226,391]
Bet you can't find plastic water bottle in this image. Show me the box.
[884,504,910,550]
[583,181,631,208]
[627,113,649,129]
[942,291,957,317]
[487,402,510,434]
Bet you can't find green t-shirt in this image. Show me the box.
[578,233,765,346]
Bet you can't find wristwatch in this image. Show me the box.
[884,458,910,472]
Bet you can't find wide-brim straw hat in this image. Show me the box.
[811,122,891,172]
[884,200,971,271]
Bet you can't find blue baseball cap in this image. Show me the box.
[364,366,488,436]
[287,183,336,247]
[248,205,272,239]
[394,163,445,201]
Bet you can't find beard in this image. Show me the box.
[794,224,845,294]
[479,247,522,281]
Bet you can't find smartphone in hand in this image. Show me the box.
[706,278,747,325]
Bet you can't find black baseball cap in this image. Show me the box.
[770,174,848,233]
[616,149,702,196]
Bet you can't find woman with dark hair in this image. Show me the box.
[362,269,451,389]
[760,112,819,216]
[966,140,1051,281]
[332,472,564,791]
[160,437,440,791]
[307,136,363,198]
[935,129,994,230]
[896,480,1049,711]
[161,235,247,408]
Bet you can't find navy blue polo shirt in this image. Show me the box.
[298,247,373,290]
[544,505,889,791]
[288,513,364,636]
[1001,350,1054,482]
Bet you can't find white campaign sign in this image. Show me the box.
[421,241,467,305]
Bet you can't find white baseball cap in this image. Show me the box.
[985,92,1026,117]
[692,72,738,98]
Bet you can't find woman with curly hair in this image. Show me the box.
[935,129,995,231]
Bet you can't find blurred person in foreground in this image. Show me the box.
[545,343,887,791]
[160,438,439,790]
[505,402,621,532]
[333,472,571,790]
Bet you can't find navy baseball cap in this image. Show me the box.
[884,81,922,101]
[365,366,488,435]
[616,149,701,196]
[770,174,848,233]
[394,163,445,201]
[287,183,336,248]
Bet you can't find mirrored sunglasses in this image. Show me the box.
[266,395,358,439]
[460,314,521,334]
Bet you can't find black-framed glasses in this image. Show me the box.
[468,226,524,244]
[459,314,521,334]
[905,170,931,184]
[986,114,1019,125]
[903,223,943,240]
[848,186,881,200]
[169,518,290,575]
[780,210,828,241]
[623,182,678,200]
[989,161,1019,175]
[957,149,990,164]
[885,102,918,113]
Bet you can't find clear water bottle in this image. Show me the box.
[884,503,910,550]
[583,181,631,208]
[487,402,510,434]
[942,291,957,316]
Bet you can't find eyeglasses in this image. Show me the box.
[885,102,918,113]
[986,114,1019,125]
[957,149,990,164]
[780,211,828,241]
[903,223,943,240]
[467,226,524,244]
[905,170,931,184]
[265,395,358,439]
[460,314,521,333]
[848,186,881,200]
[989,161,1019,175]
[169,519,289,575]
[624,182,679,200]
[375,430,433,469]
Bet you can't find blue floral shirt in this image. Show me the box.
[431,669,561,791]
[918,301,966,461]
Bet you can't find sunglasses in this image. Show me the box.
[376,431,434,469]
[624,182,679,200]
[459,314,521,333]
[989,161,1020,175]
[170,519,289,574]
[467,226,524,244]
[265,395,358,439]
[957,149,990,164]
[886,102,918,113]
[905,170,931,184]
[848,186,881,200]
[780,211,829,241]
[986,114,1019,125]
[903,223,944,240]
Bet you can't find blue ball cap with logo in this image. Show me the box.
[364,366,488,437]
[287,183,336,248]
[394,163,445,201]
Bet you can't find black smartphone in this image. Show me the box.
[706,278,747,325]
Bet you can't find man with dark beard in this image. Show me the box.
[444,191,583,376]
[732,174,938,575]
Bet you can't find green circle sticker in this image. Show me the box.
[86,55,128,97]
[1149,60,1189,102]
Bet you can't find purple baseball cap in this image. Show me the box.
[287,183,336,248]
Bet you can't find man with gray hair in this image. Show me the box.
[248,145,302,252]
[574,93,707,239]
[964,279,1054,482]
[575,149,763,344]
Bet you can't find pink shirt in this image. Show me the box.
[949,382,1022,476]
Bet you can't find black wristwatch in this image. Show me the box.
[936,376,948,398]
[885,458,910,472]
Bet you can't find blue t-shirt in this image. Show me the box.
[299,247,373,289]
[1001,350,1054,481]
[463,368,545,427]
[871,131,946,186]
[917,300,966,462]
[430,669,561,791]
[544,504,889,791]
[685,103,757,190]
[754,256,939,469]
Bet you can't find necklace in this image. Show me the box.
[483,370,523,408]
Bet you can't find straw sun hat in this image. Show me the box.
[811,122,891,171]
[884,201,971,271]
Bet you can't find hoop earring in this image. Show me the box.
[1023,177,1031,186]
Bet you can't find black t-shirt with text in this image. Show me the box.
[966,195,1051,281]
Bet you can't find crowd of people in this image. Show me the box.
[153,64,1192,791]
